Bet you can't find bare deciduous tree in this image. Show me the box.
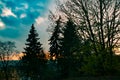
[58,0,120,55]
[0,41,15,80]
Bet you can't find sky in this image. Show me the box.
[0,0,56,52]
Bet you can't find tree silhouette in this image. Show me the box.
[58,0,120,75]
[21,24,46,79]
[59,19,80,78]
[59,0,120,55]
[62,19,80,57]
[49,17,63,59]
[0,41,15,80]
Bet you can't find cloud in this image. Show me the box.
[1,17,20,27]
[1,7,17,18]
[20,13,27,18]
[0,0,53,51]
[15,3,28,11]
[0,21,5,29]
[35,16,46,25]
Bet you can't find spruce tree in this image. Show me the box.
[23,24,43,60]
[49,17,63,59]
[60,19,80,77]
[62,19,80,56]
[21,24,45,79]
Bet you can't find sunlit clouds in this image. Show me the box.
[35,16,46,25]
[1,7,17,18]
[0,0,53,51]
[0,21,5,29]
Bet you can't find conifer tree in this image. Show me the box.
[49,17,63,59]
[21,24,45,79]
[62,19,80,57]
[60,19,80,77]
[23,24,43,60]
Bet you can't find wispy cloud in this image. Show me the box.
[20,13,27,18]
[1,7,17,18]
[0,0,54,51]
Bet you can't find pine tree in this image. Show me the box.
[23,24,43,60]
[60,19,80,77]
[21,24,45,79]
[49,17,63,59]
[62,19,80,56]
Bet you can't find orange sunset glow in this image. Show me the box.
[0,0,120,79]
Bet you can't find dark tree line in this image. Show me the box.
[49,0,120,77]
[47,0,120,78]
[49,17,81,78]
[19,0,120,78]
[0,0,120,80]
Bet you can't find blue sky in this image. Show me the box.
[0,0,55,51]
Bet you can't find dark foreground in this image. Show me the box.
[63,76,120,80]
